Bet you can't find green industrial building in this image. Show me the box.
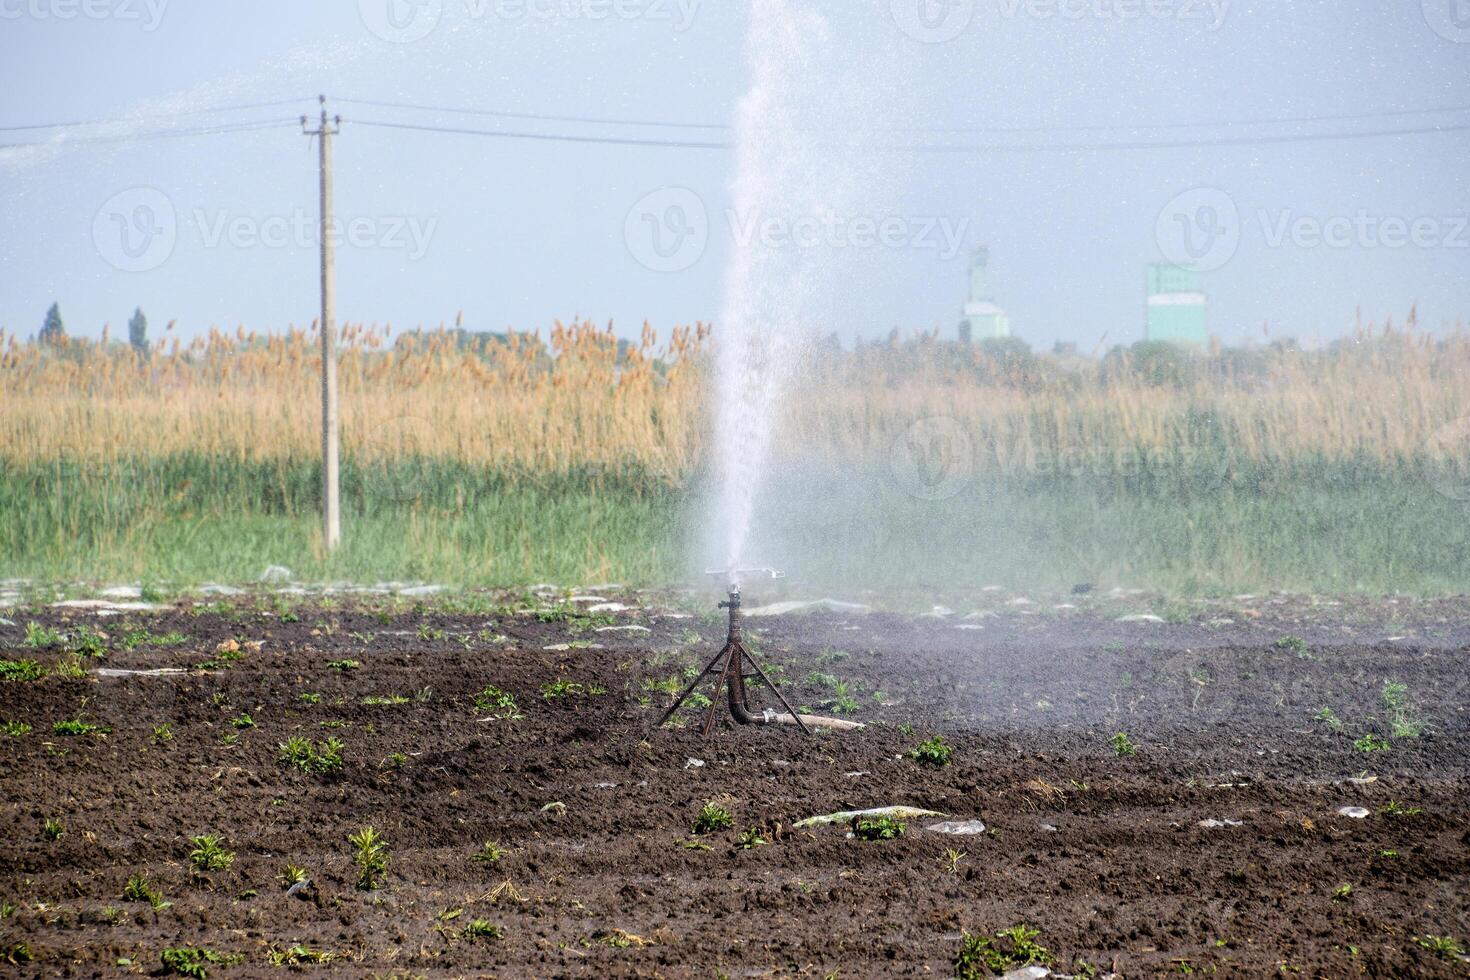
[1146,264,1208,345]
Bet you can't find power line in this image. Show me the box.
[352,117,728,149]
[335,95,728,131]
[351,115,1470,153]
[336,93,1470,136]
[0,97,315,134]
[0,118,303,150]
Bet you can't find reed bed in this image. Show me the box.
[3,319,1466,476]
[2,316,1467,591]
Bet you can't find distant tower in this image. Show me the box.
[1146,264,1207,344]
[962,246,1010,342]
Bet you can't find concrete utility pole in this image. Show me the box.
[304,96,342,552]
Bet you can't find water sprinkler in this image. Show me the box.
[655,568,859,736]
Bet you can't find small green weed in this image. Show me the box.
[1273,635,1309,656]
[1415,935,1465,960]
[348,825,390,890]
[1111,732,1139,756]
[2,720,31,736]
[53,718,110,737]
[277,864,309,888]
[70,625,108,657]
[471,685,521,719]
[693,803,734,835]
[473,840,506,864]
[122,873,169,909]
[735,828,768,849]
[955,924,1053,979]
[278,736,345,775]
[159,946,242,979]
[909,735,954,767]
[462,919,503,941]
[42,817,64,841]
[23,622,62,648]
[0,660,45,682]
[1382,681,1425,738]
[854,815,906,841]
[188,835,235,873]
[1354,734,1391,754]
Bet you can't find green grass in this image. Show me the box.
[3,454,1469,594]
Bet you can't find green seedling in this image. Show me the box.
[348,825,390,890]
[955,924,1053,979]
[944,848,967,874]
[298,692,322,705]
[70,625,108,657]
[1381,800,1423,818]
[472,685,521,718]
[2,720,31,736]
[909,735,954,767]
[1313,707,1342,731]
[326,659,359,672]
[1332,883,1353,901]
[462,919,503,941]
[735,828,768,850]
[693,803,734,835]
[540,678,584,699]
[151,723,173,743]
[1273,635,1308,656]
[188,835,235,873]
[828,679,861,715]
[854,815,906,841]
[53,719,110,737]
[1382,681,1425,738]
[362,694,410,706]
[1415,935,1466,960]
[1354,734,1390,754]
[230,712,254,729]
[1111,732,1139,756]
[4,942,32,964]
[473,841,506,864]
[0,660,45,682]
[23,622,62,648]
[278,736,345,774]
[277,864,309,888]
[42,817,64,841]
[122,873,169,909]
[159,947,241,979]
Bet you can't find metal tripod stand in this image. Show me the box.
[655,583,811,736]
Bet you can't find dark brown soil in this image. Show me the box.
[1,589,1468,978]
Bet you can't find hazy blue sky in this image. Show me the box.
[1,0,1466,349]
